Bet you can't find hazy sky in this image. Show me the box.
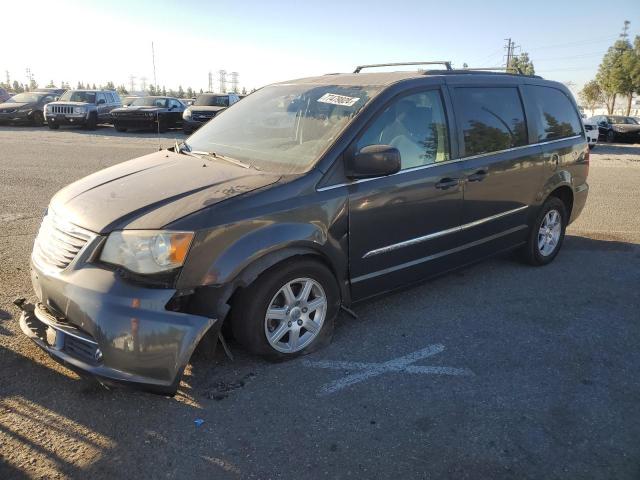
[2,0,638,94]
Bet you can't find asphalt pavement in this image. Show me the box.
[1,126,639,479]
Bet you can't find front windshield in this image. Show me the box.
[186,84,380,174]
[9,93,44,103]
[131,97,168,107]
[608,116,638,125]
[59,91,96,103]
[195,94,229,107]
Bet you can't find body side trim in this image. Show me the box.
[362,205,528,259]
[352,225,527,283]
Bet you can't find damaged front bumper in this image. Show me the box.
[19,259,218,395]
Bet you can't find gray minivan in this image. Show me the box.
[18,62,589,394]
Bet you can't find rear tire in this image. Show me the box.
[231,258,339,359]
[114,123,127,132]
[520,197,567,266]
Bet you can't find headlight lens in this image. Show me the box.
[100,230,194,274]
[46,105,52,111]
[73,106,86,114]
[183,109,192,119]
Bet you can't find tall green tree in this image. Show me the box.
[12,81,23,93]
[46,80,56,88]
[579,80,603,115]
[621,35,640,115]
[597,39,633,114]
[511,53,535,75]
[177,85,185,98]
[116,85,128,95]
[186,87,194,98]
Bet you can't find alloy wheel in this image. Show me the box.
[264,277,327,353]
[537,209,562,257]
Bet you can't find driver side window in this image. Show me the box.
[356,90,450,169]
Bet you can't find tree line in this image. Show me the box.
[0,78,249,98]
[580,21,640,115]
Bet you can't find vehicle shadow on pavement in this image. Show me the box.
[1,234,638,479]
[592,143,640,157]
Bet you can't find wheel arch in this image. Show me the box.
[546,184,574,220]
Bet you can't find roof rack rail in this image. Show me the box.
[353,61,452,73]
[461,66,524,74]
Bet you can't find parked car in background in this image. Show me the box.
[590,115,640,143]
[45,90,121,130]
[17,63,589,394]
[183,98,196,106]
[582,119,598,149]
[0,91,58,126]
[121,95,144,107]
[111,96,185,132]
[37,87,67,96]
[182,93,240,134]
[0,88,12,103]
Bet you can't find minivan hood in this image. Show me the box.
[50,150,280,233]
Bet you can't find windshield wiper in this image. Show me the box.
[190,150,256,170]
[174,140,201,158]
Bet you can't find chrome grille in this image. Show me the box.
[33,214,94,271]
[51,105,74,114]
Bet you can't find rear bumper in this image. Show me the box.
[570,182,589,224]
[21,258,217,394]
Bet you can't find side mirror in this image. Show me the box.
[97,99,106,105]
[346,145,401,179]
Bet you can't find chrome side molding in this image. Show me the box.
[362,205,529,258]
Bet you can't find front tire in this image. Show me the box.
[114,123,127,132]
[85,113,97,130]
[606,130,615,143]
[231,258,340,359]
[520,197,567,266]
[47,121,59,130]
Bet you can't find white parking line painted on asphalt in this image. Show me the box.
[302,344,474,395]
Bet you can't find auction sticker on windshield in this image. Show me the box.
[317,93,360,107]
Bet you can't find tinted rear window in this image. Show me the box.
[454,87,527,157]
[524,86,582,141]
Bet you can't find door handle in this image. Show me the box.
[467,170,487,182]
[435,178,461,190]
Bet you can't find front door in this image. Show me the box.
[348,88,466,300]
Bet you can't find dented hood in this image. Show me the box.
[49,150,280,233]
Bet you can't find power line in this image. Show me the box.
[527,35,619,51]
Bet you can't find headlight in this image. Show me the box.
[46,105,53,111]
[100,230,194,274]
[73,106,86,114]
[183,109,192,119]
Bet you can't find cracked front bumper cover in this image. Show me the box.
[21,261,217,395]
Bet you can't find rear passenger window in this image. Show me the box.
[454,87,527,157]
[525,86,582,141]
[357,90,450,169]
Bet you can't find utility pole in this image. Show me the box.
[151,42,157,92]
[230,72,239,93]
[140,76,148,92]
[504,38,515,72]
[129,75,136,93]
[5,70,10,87]
[208,71,213,92]
[218,70,227,93]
